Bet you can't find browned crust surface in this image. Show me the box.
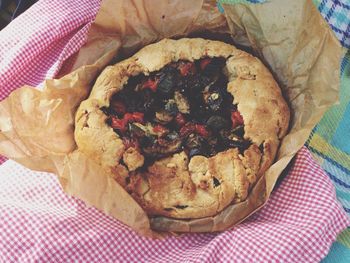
[74,38,290,219]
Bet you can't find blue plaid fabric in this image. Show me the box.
[317,0,350,47]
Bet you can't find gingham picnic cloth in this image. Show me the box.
[0,148,349,262]
[0,0,349,262]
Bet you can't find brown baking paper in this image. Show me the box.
[0,0,343,237]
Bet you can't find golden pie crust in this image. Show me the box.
[74,38,290,219]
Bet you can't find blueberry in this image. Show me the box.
[164,100,178,116]
[140,135,157,147]
[206,115,229,132]
[157,68,177,97]
[228,139,251,153]
[185,134,203,149]
[189,148,202,158]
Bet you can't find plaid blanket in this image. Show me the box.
[306,36,350,262]
[301,0,350,261]
[220,0,350,261]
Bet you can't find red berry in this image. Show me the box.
[110,116,127,132]
[178,62,196,76]
[123,112,144,124]
[111,112,144,132]
[180,123,196,137]
[142,78,159,92]
[131,112,144,123]
[175,113,186,126]
[123,113,132,119]
[195,124,210,137]
[200,58,211,70]
[231,111,244,128]
[153,124,168,137]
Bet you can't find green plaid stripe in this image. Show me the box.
[308,51,350,261]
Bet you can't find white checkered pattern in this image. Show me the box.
[0,0,101,163]
[0,0,349,262]
[0,0,101,101]
[0,148,348,262]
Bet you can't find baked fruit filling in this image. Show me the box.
[75,38,290,220]
[101,57,251,169]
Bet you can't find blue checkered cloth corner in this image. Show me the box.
[317,0,350,47]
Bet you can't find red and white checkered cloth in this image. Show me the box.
[0,149,348,262]
[0,1,349,262]
[0,0,100,164]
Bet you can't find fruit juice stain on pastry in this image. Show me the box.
[101,57,251,169]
